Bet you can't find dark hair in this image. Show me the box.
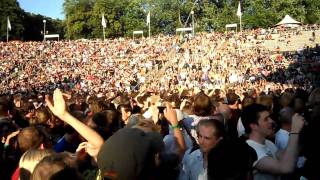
[192,93,214,116]
[226,92,240,105]
[241,104,268,134]
[208,138,256,180]
[118,104,132,113]
[300,105,320,179]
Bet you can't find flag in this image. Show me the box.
[7,17,11,31]
[237,2,242,17]
[146,11,150,25]
[101,14,106,28]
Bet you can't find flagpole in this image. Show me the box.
[148,21,150,39]
[240,15,242,32]
[7,24,9,42]
[102,14,106,41]
[6,17,9,42]
[103,27,105,41]
[148,11,151,39]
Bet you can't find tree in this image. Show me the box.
[271,0,306,24]
[0,0,24,40]
[302,0,320,24]
[0,0,64,41]
[198,1,218,32]
[242,0,276,29]
[63,0,95,39]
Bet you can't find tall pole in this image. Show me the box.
[43,20,46,41]
[191,10,194,36]
[6,24,9,43]
[7,17,9,42]
[240,15,242,32]
[103,27,105,41]
[148,11,151,39]
[148,21,151,39]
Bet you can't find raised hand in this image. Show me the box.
[291,113,305,133]
[164,103,178,126]
[45,89,67,118]
[76,141,100,161]
[3,130,20,146]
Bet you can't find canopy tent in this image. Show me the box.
[275,15,302,27]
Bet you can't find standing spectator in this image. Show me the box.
[179,119,225,180]
[242,104,305,179]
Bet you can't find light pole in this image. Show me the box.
[191,11,194,36]
[43,19,46,41]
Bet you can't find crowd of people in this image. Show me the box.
[1,27,320,180]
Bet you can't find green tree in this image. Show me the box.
[212,0,239,31]
[197,1,218,32]
[271,0,306,23]
[242,0,276,29]
[0,0,24,40]
[302,0,320,24]
[63,0,95,39]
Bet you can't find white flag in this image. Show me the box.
[7,17,11,31]
[237,2,242,17]
[101,14,106,28]
[146,11,150,25]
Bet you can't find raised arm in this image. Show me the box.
[46,89,104,149]
[164,104,186,158]
[256,113,305,174]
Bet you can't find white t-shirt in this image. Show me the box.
[246,139,280,180]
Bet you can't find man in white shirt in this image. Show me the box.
[275,107,294,150]
[241,104,305,180]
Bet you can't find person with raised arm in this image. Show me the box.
[45,89,104,159]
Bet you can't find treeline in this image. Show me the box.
[1,0,320,41]
[0,0,64,41]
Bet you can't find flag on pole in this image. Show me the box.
[101,14,106,28]
[146,11,150,25]
[236,2,242,17]
[7,17,11,31]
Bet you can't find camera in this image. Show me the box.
[157,100,166,113]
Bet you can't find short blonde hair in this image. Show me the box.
[19,149,54,176]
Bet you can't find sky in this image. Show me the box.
[17,0,65,20]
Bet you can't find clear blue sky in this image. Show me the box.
[17,0,65,20]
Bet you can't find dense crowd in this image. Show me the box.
[1,27,320,180]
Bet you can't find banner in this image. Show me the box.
[101,14,106,28]
[7,17,11,31]
[237,2,242,17]
[146,11,150,25]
